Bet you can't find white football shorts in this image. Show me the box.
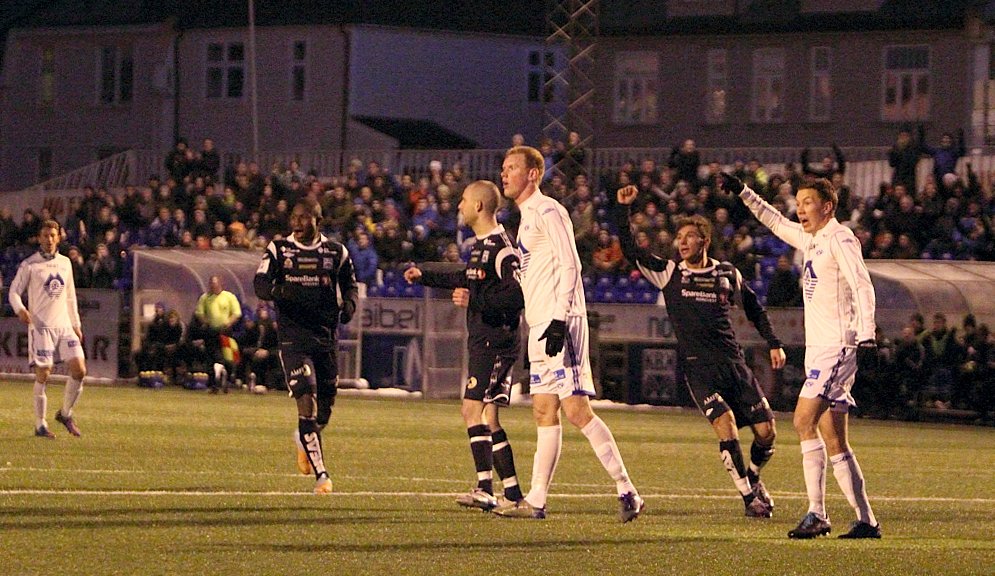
[799,345,857,412]
[28,325,85,368]
[527,316,595,400]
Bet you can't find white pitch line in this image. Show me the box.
[0,488,993,504]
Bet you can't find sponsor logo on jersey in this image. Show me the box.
[530,373,541,384]
[553,368,566,381]
[466,268,486,280]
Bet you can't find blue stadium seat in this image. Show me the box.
[614,276,630,289]
[595,288,615,303]
[366,284,382,297]
[638,289,657,304]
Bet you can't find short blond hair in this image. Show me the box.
[505,145,545,182]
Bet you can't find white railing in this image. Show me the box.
[8,146,995,207]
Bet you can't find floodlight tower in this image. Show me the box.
[543,0,599,179]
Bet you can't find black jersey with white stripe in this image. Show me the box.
[615,206,781,362]
[417,224,523,353]
[253,234,358,338]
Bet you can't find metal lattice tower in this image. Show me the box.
[543,0,599,179]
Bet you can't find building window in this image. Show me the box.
[98,46,133,105]
[809,47,831,122]
[37,147,52,182]
[613,52,658,125]
[706,49,727,124]
[752,48,784,123]
[527,50,554,103]
[39,48,55,107]
[206,41,245,99]
[291,40,306,101]
[882,45,930,121]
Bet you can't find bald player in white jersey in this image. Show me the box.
[492,145,643,523]
[8,220,87,438]
[722,174,881,540]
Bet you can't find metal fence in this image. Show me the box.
[14,145,995,201]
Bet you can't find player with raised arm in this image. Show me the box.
[722,173,882,539]
[493,145,643,523]
[614,184,785,518]
[254,197,358,494]
[8,220,87,438]
[404,180,526,511]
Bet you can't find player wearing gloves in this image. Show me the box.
[254,197,358,494]
[721,173,882,540]
[493,145,643,523]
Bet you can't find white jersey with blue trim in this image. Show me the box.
[8,251,82,330]
[739,186,875,347]
[515,191,586,327]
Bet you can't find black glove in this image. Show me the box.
[719,172,744,195]
[339,300,356,325]
[539,319,566,357]
[856,340,878,372]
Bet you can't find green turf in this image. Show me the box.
[1,383,994,575]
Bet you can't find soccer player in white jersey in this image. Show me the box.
[722,174,882,539]
[493,145,644,522]
[8,220,87,438]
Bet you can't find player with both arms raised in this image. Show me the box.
[254,197,358,494]
[404,180,526,511]
[614,184,784,519]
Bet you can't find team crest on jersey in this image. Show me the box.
[43,273,65,298]
[803,261,818,300]
[283,258,294,269]
[322,258,333,270]
[467,376,478,389]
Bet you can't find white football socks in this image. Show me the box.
[581,416,636,496]
[800,438,828,518]
[525,425,561,509]
[831,450,877,526]
[62,376,84,417]
[33,380,47,428]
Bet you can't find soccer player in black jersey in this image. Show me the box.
[253,197,358,494]
[614,184,786,518]
[404,180,526,511]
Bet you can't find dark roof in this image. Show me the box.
[1,0,546,35]
[600,0,983,36]
[353,116,477,149]
[2,0,987,41]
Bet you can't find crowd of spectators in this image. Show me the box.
[0,131,992,419]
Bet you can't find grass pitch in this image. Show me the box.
[1,383,994,575]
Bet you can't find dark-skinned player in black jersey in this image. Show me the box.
[404,180,526,511]
[254,197,358,494]
[614,184,786,518]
